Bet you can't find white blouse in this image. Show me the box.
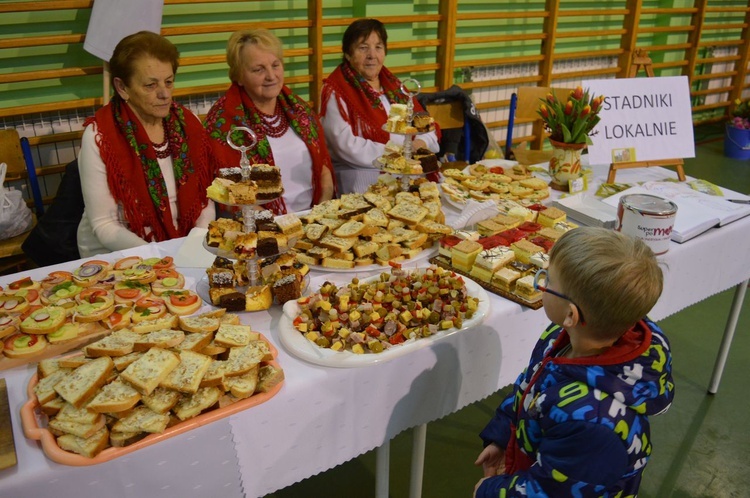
[77,123,215,258]
[322,91,439,195]
[266,129,314,213]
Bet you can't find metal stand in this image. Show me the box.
[708,279,748,394]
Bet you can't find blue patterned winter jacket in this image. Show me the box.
[478,319,674,497]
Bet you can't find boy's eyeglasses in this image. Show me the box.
[533,269,586,325]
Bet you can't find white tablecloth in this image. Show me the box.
[1,164,748,497]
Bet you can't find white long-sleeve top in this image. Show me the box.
[322,90,439,194]
[266,129,314,213]
[77,123,215,258]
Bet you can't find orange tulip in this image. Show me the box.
[580,105,591,117]
[540,104,549,118]
[573,86,584,100]
[564,101,573,115]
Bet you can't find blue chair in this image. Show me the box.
[20,136,44,217]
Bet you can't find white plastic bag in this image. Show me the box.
[0,162,34,240]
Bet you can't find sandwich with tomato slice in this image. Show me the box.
[131,297,168,323]
[7,276,40,292]
[41,271,74,290]
[0,313,20,340]
[104,304,133,331]
[74,288,115,323]
[3,332,48,359]
[163,290,203,316]
[150,268,186,296]
[0,295,30,315]
[113,281,151,306]
[41,281,84,306]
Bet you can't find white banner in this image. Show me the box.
[84,0,164,61]
[583,76,695,164]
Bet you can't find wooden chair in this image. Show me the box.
[506,86,574,165]
[425,99,472,161]
[0,129,38,274]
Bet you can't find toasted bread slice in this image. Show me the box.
[112,351,144,371]
[173,386,221,421]
[140,386,182,414]
[37,358,65,379]
[321,257,355,270]
[34,369,71,405]
[130,314,179,334]
[214,324,257,347]
[84,330,141,357]
[224,342,268,378]
[220,364,260,399]
[86,379,142,413]
[178,315,220,333]
[48,414,106,438]
[388,202,429,225]
[332,220,365,238]
[57,353,91,369]
[318,233,357,253]
[177,331,214,352]
[112,406,170,434]
[304,223,329,241]
[219,313,241,325]
[55,401,101,424]
[109,430,147,448]
[132,329,186,351]
[159,350,212,394]
[40,397,66,416]
[53,357,115,408]
[120,348,180,396]
[256,364,285,393]
[57,426,110,458]
[199,360,227,388]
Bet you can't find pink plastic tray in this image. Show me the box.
[21,336,283,466]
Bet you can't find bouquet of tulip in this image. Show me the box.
[538,86,604,145]
[729,98,750,129]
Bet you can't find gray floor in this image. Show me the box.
[265,123,750,497]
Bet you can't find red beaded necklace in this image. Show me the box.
[257,101,289,138]
[151,119,172,159]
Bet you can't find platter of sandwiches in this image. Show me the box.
[278,265,490,367]
[21,312,284,464]
[439,162,551,207]
[0,256,203,371]
[293,181,453,273]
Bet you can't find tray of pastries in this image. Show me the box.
[293,178,453,272]
[429,206,578,309]
[206,164,284,205]
[439,162,551,207]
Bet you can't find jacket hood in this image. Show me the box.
[554,319,675,417]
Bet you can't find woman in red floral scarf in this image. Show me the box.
[320,18,440,194]
[77,31,215,257]
[205,29,335,215]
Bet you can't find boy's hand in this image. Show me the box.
[474,443,505,477]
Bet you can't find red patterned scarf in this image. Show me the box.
[85,98,212,242]
[320,61,428,143]
[205,82,335,215]
[320,61,440,182]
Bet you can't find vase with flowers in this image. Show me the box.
[724,97,750,160]
[538,86,604,190]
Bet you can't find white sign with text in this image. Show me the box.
[583,76,695,164]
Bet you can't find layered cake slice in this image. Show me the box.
[250,164,284,200]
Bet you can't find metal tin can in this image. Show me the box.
[616,194,678,255]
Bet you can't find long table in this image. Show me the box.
[1,164,748,497]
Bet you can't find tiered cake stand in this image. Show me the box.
[377,78,433,191]
[203,127,293,302]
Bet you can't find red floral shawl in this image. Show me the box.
[204,83,335,215]
[320,61,440,181]
[85,98,212,242]
[319,61,437,143]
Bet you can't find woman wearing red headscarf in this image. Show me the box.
[320,18,440,194]
[204,28,335,214]
[77,31,215,257]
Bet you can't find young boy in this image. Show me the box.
[474,227,674,497]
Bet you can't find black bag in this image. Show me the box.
[22,160,84,266]
[417,85,490,164]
